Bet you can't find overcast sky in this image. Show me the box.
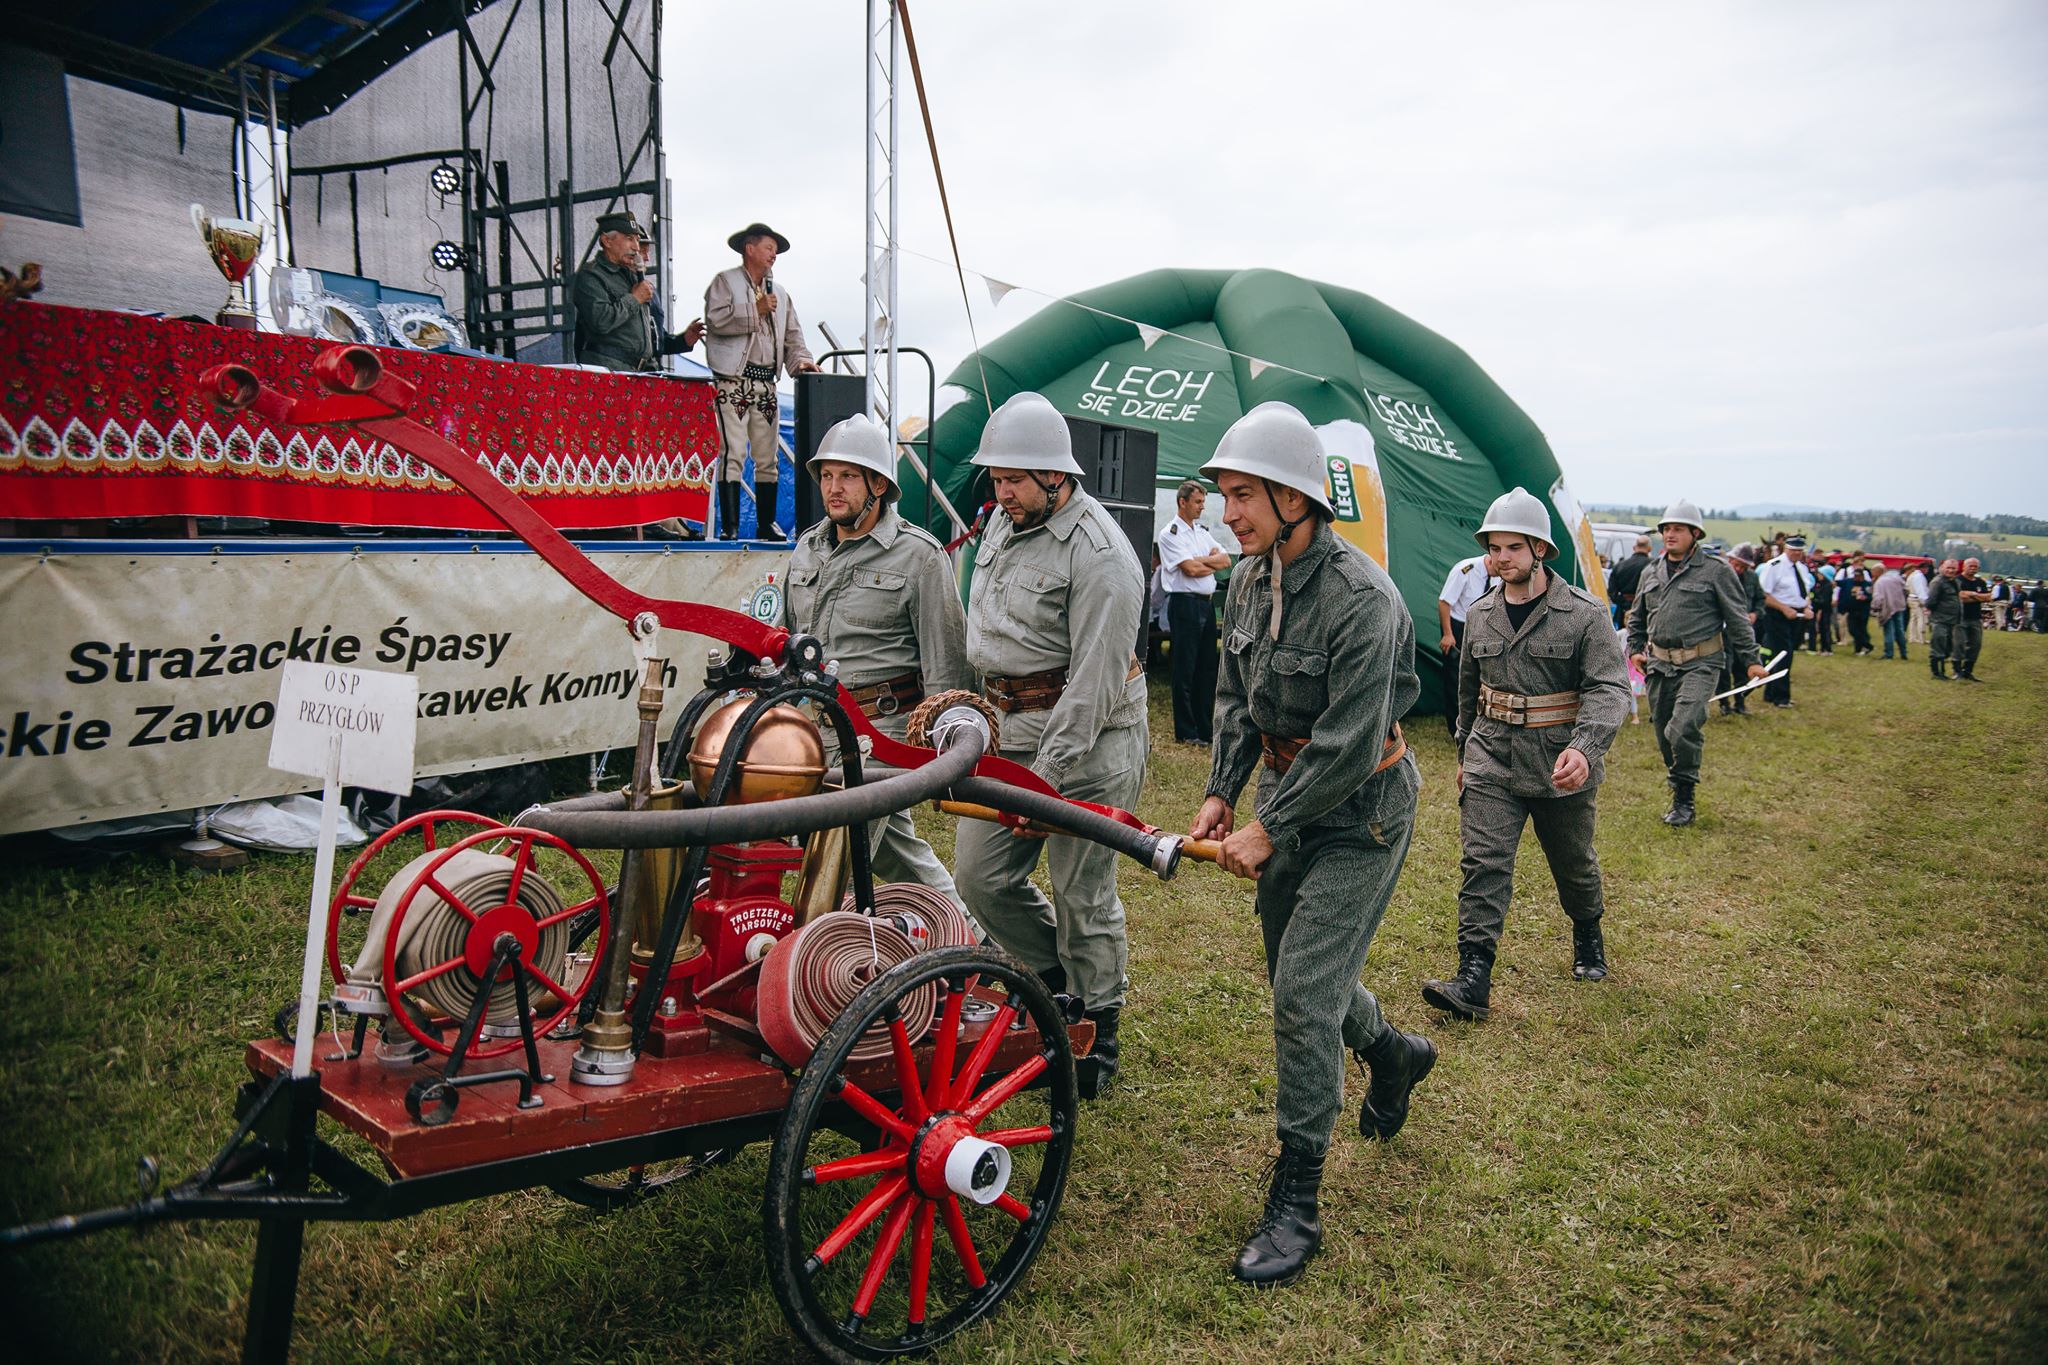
[662,1,2047,518]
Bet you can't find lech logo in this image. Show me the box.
[1326,457,1360,522]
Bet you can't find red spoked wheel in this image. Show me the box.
[381,826,610,1059]
[325,810,503,985]
[763,944,1077,1362]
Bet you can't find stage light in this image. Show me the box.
[430,240,466,271]
[429,163,461,197]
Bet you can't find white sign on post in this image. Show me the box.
[268,662,420,1079]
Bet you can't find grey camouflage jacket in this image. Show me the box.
[1626,548,1760,672]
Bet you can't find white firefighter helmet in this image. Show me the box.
[1474,486,1556,557]
[969,392,1082,475]
[1657,498,1706,534]
[807,412,898,491]
[1199,401,1332,516]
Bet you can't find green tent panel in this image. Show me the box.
[910,267,1608,715]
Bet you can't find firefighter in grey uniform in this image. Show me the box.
[1627,499,1767,827]
[955,392,1147,1097]
[1420,488,1632,1021]
[1188,402,1435,1289]
[783,413,972,907]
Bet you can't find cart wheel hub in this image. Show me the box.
[911,1113,1012,1205]
[465,904,538,980]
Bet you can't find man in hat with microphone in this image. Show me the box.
[572,210,703,373]
[955,392,1148,1101]
[703,223,818,540]
[1419,488,1631,1022]
[1188,401,1435,1289]
[782,412,972,908]
[1628,500,1768,827]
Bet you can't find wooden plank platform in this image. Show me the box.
[247,1008,1089,1178]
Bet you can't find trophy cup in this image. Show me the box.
[190,203,266,330]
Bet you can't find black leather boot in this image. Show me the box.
[755,480,783,539]
[717,481,740,539]
[1356,1024,1436,1140]
[1663,779,1696,827]
[1077,1006,1120,1100]
[1421,950,1493,1020]
[1931,657,1949,680]
[1572,918,1608,980]
[1231,1140,1324,1288]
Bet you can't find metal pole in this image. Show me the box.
[885,4,900,442]
[863,0,881,424]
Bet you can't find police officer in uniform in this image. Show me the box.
[571,211,701,371]
[1420,488,1631,1021]
[783,413,972,907]
[1188,402,1434,1289]
[955,392,1147,1097]
[1627,500,1767,827]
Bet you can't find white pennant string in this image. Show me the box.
[1247,359,1272,380]
[1136,323,1163,350]
[985,277,1017,306]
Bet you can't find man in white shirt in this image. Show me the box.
[1437,552,1495,739]
[1906,562,1931,643]
[1157,480,1231,744]
[1755,536,1815,707]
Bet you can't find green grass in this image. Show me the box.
[4,635,2045,1361]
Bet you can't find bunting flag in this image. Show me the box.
[985,277,1017,306]
[1135,323,1164,350]
[1247,358,1272,380]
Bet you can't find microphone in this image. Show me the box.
[764,274,774,298]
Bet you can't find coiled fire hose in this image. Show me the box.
[348,848,572,1027]
[845,881,979,953]
[757,911,939,1066]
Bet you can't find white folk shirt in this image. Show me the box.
[1756,553,1813,612]
[1437,555,1495,623]
[1157,516,1225,596]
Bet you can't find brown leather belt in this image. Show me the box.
[1262,723,1407,776]
[984,657,1143,714]
[1478,682,1581,728]
[1646,632,1725,666]
[845,672,923,719]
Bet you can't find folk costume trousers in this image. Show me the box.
[1254,757,1418,1154]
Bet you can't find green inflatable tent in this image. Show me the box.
[905,267,1609,716]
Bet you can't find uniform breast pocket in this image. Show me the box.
[786,566,820,631]
[1528,639,1576,678]
[1269,644,1329,715]
[1468,639,1506,660]
[843,568,908,627]
[1011,567,1070,633]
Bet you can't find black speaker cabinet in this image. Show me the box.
[793,373,870,533]
[1063,415,1158,506]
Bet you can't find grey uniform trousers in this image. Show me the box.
[1644,661,1719,786]
[866,810,973,928]
[1256,757,1417,1155]
[1456,782,1603,959]
[954,719,1146,1011]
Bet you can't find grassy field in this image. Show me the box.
[3,634,2045,1362]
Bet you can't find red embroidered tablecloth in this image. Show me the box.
[0,303,717,529]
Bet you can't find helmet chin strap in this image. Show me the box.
[1262,481,1315,640]
[1014,471,1064,530]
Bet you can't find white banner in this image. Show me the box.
[0,544,784,834]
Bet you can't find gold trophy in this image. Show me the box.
[190,203,266,329]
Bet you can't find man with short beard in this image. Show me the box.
[956,392,1147,1099]
[1628,501,1768,826]
[1420,489,1632,1021]
[782,413,971,907]
[1926,558,1964,680]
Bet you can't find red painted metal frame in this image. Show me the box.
[193,350,1093,805]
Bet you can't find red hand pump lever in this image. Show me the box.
[193,348,1098,803]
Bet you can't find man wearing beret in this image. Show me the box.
[571,210,702,373]
[703,223,819,540]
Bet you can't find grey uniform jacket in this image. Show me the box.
[1626,549,1760,672]
[965,487,1146,790]
[782,507,972,740]
[1456,571,1632,797]
[702,266,815,377]
[1207,528,1420,853]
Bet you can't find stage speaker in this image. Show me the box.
[793,373,868,533]
[1063,416,1158,506]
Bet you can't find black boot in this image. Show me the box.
[1231,1140,1324,1288]
[1077,1006,1120,1100]
[1421,950,1493,1020]
[717,481,741,539]
[755,481,783,539]
[1931,657,1949,680]
[1356,1024,1436,1140]
[1572,918,1608,981]
[1663,779,1696,827]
